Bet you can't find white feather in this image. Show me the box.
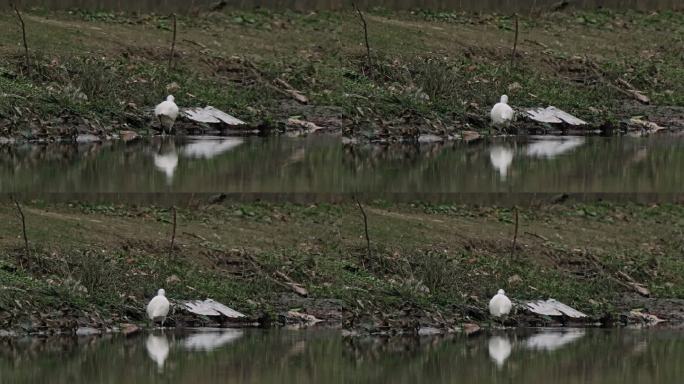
[147,288,170,322]
[490,95,514,128]
[489,289,512,317]
[154,95,179,133]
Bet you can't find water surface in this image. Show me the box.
[2,135,684,196]
[1,328,682,383]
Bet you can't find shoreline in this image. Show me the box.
[0,200,682,338]
[1,9,683,142]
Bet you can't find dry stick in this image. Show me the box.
[169,206,177,255]
[12,3,30,75]
[11,195,30,265]
[511,207,519,257]
[168,13,177,71]
[510,14,519,68]
[354,197,371,263]
[352,3,372,75]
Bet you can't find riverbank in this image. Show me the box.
[1,8,683,142]
[0,200,682,336]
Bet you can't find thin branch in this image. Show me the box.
[168,13,177,71]
[12,3,30,75]
[511,207,519,257]
[11,195,30,264]
[169,206,177,256]
[354,196,371,263]
[510,14,519,68]
[352,3,372,75]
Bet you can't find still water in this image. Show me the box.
[0,328,682,383]
[1,135,683,196]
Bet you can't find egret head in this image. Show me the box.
[166,95,175,102]
[500,95,509,104]
[497,289,506,295]
[158,288,166,297]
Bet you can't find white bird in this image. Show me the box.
[145,334,170,370]
[154,95,179,135]
[489,146,514,180]
[146,288,170,327]
[488,336,512,368]
[489,289,512,317]
[490,95,514,129]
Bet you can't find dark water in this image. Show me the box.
[2,135,684,198]
[14,0,684,12]
[0,328,683,383]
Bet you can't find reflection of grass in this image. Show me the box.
[0,8,682,138]
[0,201,682,330]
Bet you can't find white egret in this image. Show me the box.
[145,334,170,371]
[490,95,514,129]
[154,95,179,135]
[489,289,512,317]
[146,288,170,327]
[488,336,512,368]
[489,146,514,180]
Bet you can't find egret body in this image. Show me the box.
[147,288,170,327]
[490,95,514,129]
[154,95,179,135]
[489,289,512,317]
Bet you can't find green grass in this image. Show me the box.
[0,200,682,332]
[1,8,683,139]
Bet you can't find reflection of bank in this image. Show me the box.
[146,329,245,372]
[488,329,586,369]
[489,137,586,180]
[152,138,244,185]
[526,137,585,158]
[524,329,586,351]
[182,329,244,352]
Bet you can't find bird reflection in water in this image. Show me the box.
[146,334,170,371]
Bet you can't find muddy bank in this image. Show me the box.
[0,200,682,337]
[1,9,683,143]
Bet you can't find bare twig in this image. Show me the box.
[11,195,30,264]
[352,3,372,75]
[168,13,177,71]
[511,13,519,68]
[11,3,30,75]
[354,196,371,263]
[511,14,519,68]
[511,207,519,257]
[169,206,177,255]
